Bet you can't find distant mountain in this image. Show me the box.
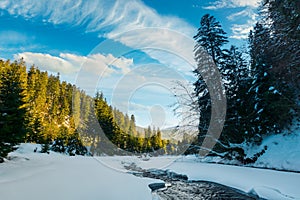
[135,126,183,141]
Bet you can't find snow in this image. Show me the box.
[257,108,264,113]
[100,124,300,200]
[255,86,259,93]
[166,124,300,200]
[268,86,280,94]
[1,132,300,200]
[0,144,157,200]
[168,157,300,200]
[254,102,258,110]
[252,126,300,172]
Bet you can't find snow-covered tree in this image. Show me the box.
[193,14,228,147]
[244,21,296,141]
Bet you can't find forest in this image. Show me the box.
[187,0,299,162]
[0,61,183,161]
[0,0,299,163]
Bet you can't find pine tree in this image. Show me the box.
[194,14,228,65]
[262,0,300,92]
[245,22,295,140]
[154,128,163,150]
[0,60,28,159]
[128,114,137,137]
[220,46,249,145]
[26,66,48,143]
[262,0,299,118]
[94,92,123,155]
[66,130,87,156]
[58,81,71,125]
[71,86,82,140]
[143,126,152,152]
[193,14,228,149]
[44,74,60,141]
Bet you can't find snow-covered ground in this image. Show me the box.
[0,144,158,200]
[1,134,300,200]
[252,127,300,172]
[197,124,300,172]
[165,125,300,200]
[170,157,300,200]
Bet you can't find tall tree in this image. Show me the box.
[26,66,48,143]
[262,0,300,118]
[220,46,249,145]
[245,22,296,140]
[0,60,27,160]
[193,14,228,148]
[262,0,300,92]
[128,114,137,137]
[194,13,228,65]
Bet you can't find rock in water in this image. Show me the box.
[149,183,166,191]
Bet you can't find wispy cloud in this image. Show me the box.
[0,0,195,41]
[227,9,258,39]
[227,9,257,21]
[0,30,45,58]
[230,23,254,39]
[0,31,30,45]
[0,0,196,74]
[203,0,260,10]
[202,0,259,40]
[0,44,43,53]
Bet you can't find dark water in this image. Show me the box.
[125,163,264,200]
[151,180,261,200]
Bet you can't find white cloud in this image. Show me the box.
[203,2,258,40]
[0,0,195,37]
[227,9,257,21]
[14,52,77,74]
[230,23,254,39]
[203,0,260,10]
[227,9,258,39]
[14,52,133,75]
[0,0,196,74]
[203,1,229,10]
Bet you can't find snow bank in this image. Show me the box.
[77,149,300,200]
[168,158,300,200]
[1,142,300,200]
[0,144,156,200]
[163,125,300,200]
[252,125,300,172]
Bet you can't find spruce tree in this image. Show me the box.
[193,14,228,149]
[194,14,228,65]
[220,46,249,145]
[0,60,27,159]
[245,22,295,140]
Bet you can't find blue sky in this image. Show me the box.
[0,0,259,128]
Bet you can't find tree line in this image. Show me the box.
[188,0,299,162]
[89,92,178,155]
[0,60,181,161]
[0,61,88,160]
